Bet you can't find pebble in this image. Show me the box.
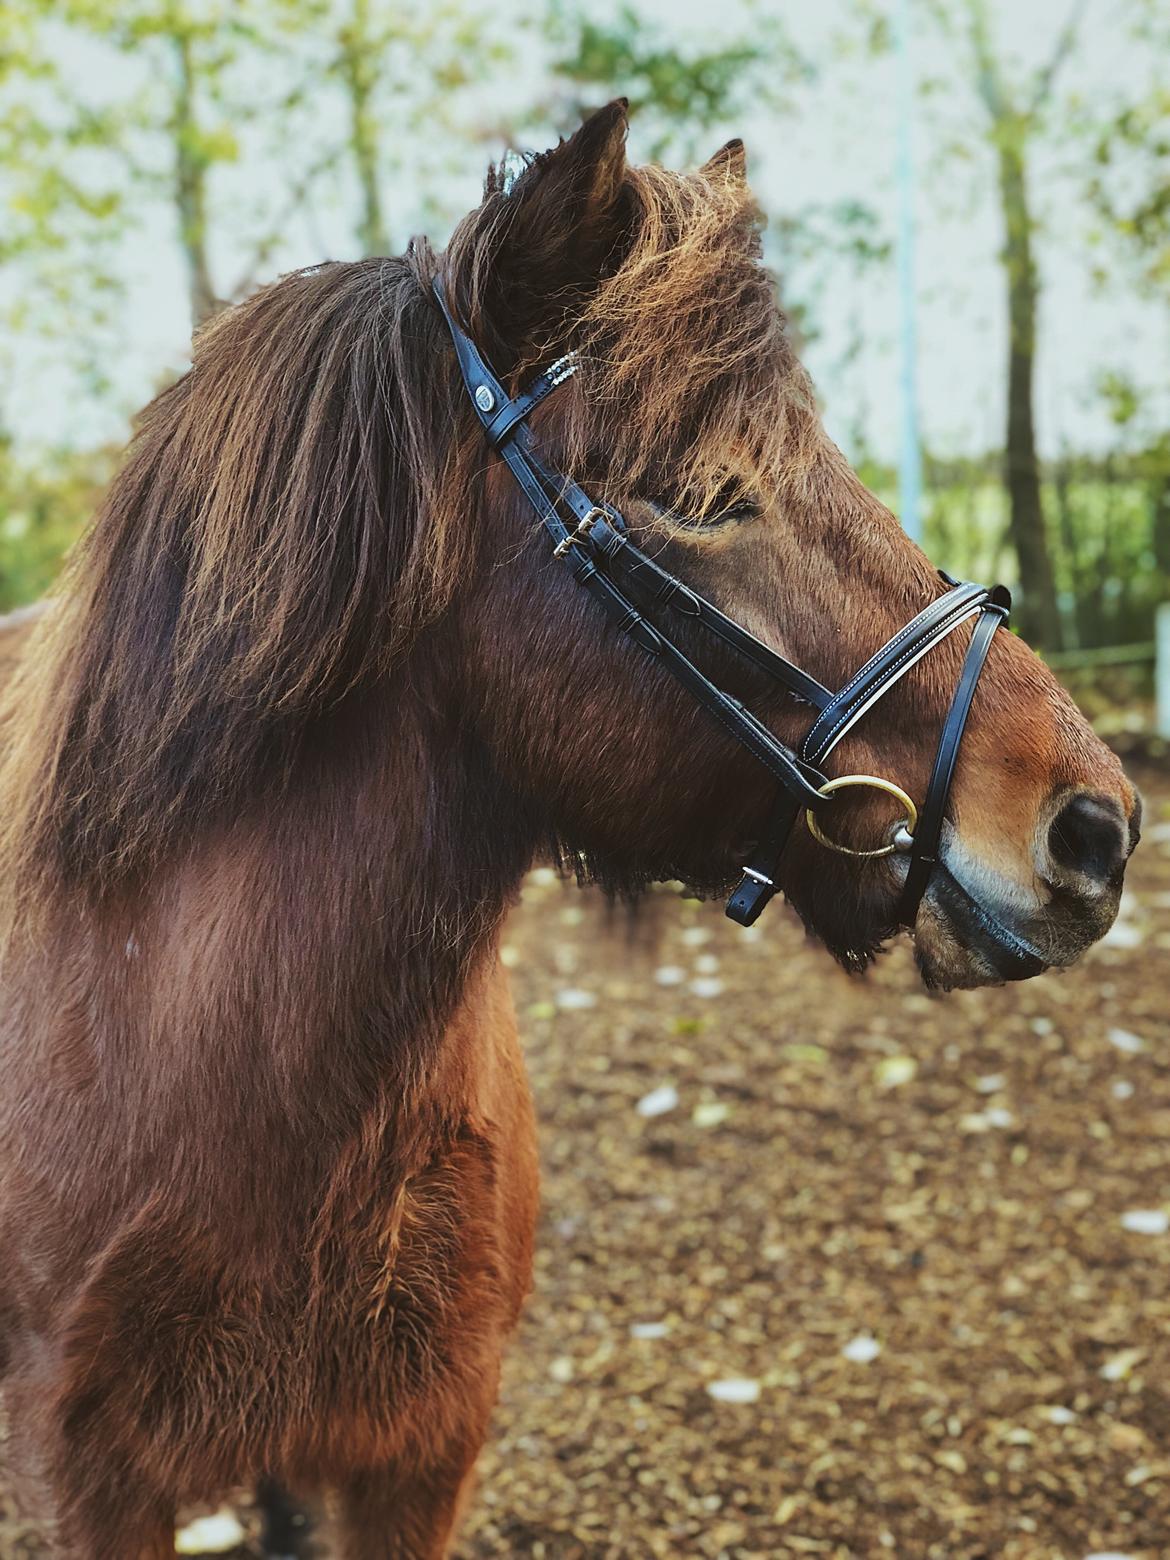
[706,1378,761,1404]
[636,1083,679,1118]
[690,977,725,998]
[556,987,596,1011]
[1119,1208,1168,1235]
[1107,1027,1145,1054]
[841,1335,882,1364]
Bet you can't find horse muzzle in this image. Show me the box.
[909,789,1140,991]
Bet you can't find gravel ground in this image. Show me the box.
[3,759,1168,1560]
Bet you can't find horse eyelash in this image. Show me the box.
[646,491,761,529]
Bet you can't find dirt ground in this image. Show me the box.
[3,758,1168,1560]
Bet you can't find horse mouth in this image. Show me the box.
[913,861,1049,990]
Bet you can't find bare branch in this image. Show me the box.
[1028,0,1090,114]
[225,146,345,303]
[964,0,1008,120]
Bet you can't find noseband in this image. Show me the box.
[433,278,1010,930]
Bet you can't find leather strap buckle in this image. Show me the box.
[552,507,606,560]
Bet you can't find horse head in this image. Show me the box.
[442,102,1138,989]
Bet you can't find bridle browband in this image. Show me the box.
[433,277,1010,930]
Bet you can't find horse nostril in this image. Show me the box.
[1047,792,1130,884]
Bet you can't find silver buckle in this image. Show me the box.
[739,866,774,887]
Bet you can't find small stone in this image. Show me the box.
[636,1083,679,1118]
[556,987,596,1011]
[1112,1079,1135,1100]
[1042,1405,1077,1425]
[629,1321,669,1340]
[842,1334,882,1364]
[690,977,725,998]
[654,965,686,986]
[549,1355,574,1383]
[975,1073,1006,1094]
[706,1377,761,1403]
[1107,1027,1145,1054]
[1120,1208,1168,1235]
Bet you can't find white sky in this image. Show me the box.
[3,0,1168,464]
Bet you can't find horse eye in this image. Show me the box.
[645,487,760,528]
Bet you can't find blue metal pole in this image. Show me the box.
[895,0,924,544]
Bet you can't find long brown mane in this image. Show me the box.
[0,145,818,913]
[0,250,465,902]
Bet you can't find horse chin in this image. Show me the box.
[906,840,1114,990]
[911,867,1049,990]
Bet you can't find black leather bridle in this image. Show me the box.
[433,277,1011,930]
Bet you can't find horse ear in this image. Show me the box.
[470,100,633,363]
[701,138,747,186]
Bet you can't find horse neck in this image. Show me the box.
[117,649,539,1146]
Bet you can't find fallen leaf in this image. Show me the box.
[875,1056,916,1088]
[692,1101,731,1128]
[1100,1347,1145,1382]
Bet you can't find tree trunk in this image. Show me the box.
[996,126,1061,647]
[173,31,217,330]
[340,0,389,257]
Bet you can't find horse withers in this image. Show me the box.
[0,103,1138,1557]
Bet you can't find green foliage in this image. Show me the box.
[0,439,114,612]
[546,0,807,159]
[0,0,1167,671]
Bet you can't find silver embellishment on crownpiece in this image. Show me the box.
[474,385,496,413]
[546,352,579,387]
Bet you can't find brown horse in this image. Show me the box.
[0,103,1138,1558]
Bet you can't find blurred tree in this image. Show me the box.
[1084,3,1170,295]
[0,0,289,331]
[919,0,1090,648]
[263,0,519,260]
[542,2,887,354]
[544,1,807,163]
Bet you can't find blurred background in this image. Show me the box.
[2,3,1169,1558]
[3,0,1170,706]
